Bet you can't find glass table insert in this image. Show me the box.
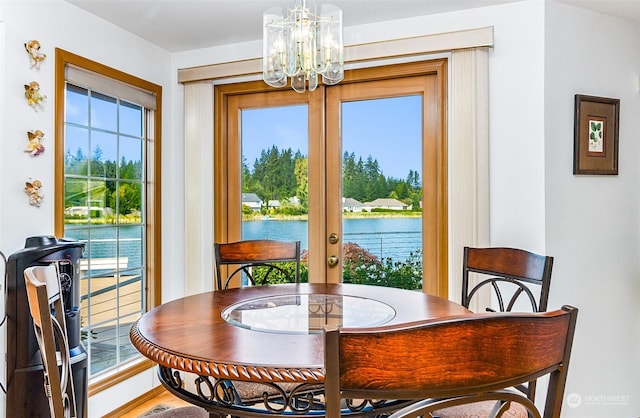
[222,293,396,334]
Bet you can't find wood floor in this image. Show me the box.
[117,389,194,417]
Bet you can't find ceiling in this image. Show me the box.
[65,0,640,53]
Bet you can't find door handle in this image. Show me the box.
[328,233,339,244]
[327,255,339,267]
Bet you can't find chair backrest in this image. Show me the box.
[462,246,554,313]
[324,306,578,418]
[24,264,77,418]
[214,240,301,289]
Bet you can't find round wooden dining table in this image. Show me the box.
[130,283,471,417]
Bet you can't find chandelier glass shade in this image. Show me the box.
[263,0,344,93]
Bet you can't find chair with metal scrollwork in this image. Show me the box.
[456,246,554,411]
[461,246,554,314]
[324,306,578,418]
[213,239,321,415]
[214,239,301,290]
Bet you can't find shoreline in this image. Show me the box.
[242,211,422,221]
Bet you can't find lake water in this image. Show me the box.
[243,217,422,262]
[65,217,423,270]
[65,225,144,273]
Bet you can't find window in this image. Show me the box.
[55,49,161,387]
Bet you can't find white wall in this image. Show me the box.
[545,2,640,416]
[0,1,176,416]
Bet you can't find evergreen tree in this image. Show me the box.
[407,169,421,189]
[294,157,308,209]
[251,145,300,202]
[241,155,253,192]
[394,181,409,200]
[244,147,422,211]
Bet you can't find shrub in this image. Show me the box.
[259,243,422,291]
[342,243,422,290]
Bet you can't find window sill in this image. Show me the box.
[88,357,154,396]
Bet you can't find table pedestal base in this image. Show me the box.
[158,366,410,417]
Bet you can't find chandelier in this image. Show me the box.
[263,0,344,93]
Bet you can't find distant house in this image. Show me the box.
[242,193,262,211]
[342,197,364,212]
[64,205,106,218]
[363,198,410,211]
[267,199,281,209]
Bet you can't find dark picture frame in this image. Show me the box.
[573,94,620,175]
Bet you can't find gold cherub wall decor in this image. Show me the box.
[25,179,44,207]
[24,40,46,69]
[24,81,46,109]
[25,130,45,156]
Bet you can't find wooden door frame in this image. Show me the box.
[325,60,448,295]
[214,82,326,284]
[214,59,447,295]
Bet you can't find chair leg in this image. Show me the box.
[528,380,537,402]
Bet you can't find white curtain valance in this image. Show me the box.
[177,26,493,84]
[66,64,157,109]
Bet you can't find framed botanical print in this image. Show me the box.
[573,94,620,175]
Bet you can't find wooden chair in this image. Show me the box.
[214,239,301,289]
[461,246,554,405]
[24,264,78,418]
[214,240,319,413]
[25,266,208,418]
[324,306,578,418]
[462,246,554,313]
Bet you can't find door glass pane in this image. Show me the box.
[240,105,309,282]
[341,96,423,290]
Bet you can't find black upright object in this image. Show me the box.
[6,235,87,418]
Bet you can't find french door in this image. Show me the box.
[219,88,326,283]
[215,60,447,295]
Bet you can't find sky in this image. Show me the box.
[65,86,143,164]
[241,95,422,180]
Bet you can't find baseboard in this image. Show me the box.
[101,385,166,418]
